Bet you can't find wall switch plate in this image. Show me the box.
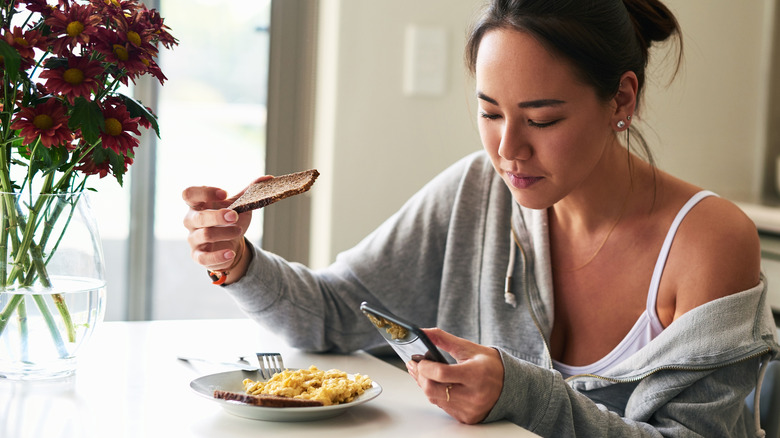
[403,25,448,97]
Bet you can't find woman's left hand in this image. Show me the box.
[406,328,504,424]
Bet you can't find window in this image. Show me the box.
[92,0,273,320]
[151,0,271,319]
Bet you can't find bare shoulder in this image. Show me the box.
[664,193,761,320]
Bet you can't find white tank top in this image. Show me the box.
[552,190,717,378]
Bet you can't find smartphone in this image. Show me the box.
[360,301,452,364]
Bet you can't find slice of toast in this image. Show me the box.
[228,169,319,213]
[213,390,324,407]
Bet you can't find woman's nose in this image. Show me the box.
[498,123,532,161]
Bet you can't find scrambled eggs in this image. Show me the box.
[243,365,372,406]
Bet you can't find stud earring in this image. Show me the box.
[617,120,626,129]
[627,115,632,121]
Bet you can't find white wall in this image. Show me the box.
[311,0,484,267]
[642,1,775,200]
[310,0,777,267]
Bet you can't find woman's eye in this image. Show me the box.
[479,111,501,120]
[528,119,560,128]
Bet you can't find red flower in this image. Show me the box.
[143,58,167,84]
[90,1,178,85]
[40,56,104,103]
[76,153,111,178]
[93,27,149,83]
[2,27,49,71]
[142,8,177,50]
[45,3,101,55]
[136,105,154,130]
[0,0,176,187]
[89,0,139,22]
[21,0,57,16]
[117,8,156,51]
[76,148,133,179]
[99,97,141,156]
[10,98,74,148]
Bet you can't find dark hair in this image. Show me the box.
[465,0,683,163]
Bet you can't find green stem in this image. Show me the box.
[17,297,28,361]
[1,195,8,286]
[22,195,77,343]
[25,138,42,187]
[39,194,70,254]
[0,180,75,356]
[0,190,23,333]
[3,175,53,286]
[31,243,75,343]
[51,293,74,343]
[0,293,22,336]
[31,294,68,357]
[51,143,98,193]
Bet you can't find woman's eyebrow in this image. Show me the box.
[477,91,499,105]
[477,91,565,109]
[517,98,566,109]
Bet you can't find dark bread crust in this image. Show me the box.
[228,169,319,213]
[213,390,324,407]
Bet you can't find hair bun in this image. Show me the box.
[623,0,680,49]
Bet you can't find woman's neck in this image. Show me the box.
[550,144,639,234]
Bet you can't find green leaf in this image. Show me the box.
[42,57,69,70]
[117,94,160,138]
[0,39,21,82]
[69,98,104,145]
[89,146,126,186]
[109,150,126,186]
[12,136,30,160]
[30,145,69,178]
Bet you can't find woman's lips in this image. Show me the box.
[507,172,542,189]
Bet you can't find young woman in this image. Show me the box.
[183,0,778,435]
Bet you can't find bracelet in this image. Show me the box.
[207,238,247,286]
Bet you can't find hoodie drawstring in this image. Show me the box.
[505,225,527,307]
[754,355,771,438]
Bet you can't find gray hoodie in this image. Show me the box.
[225,151,779,436]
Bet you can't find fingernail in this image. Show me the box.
[224,250,235,260]
[224,210,238,222]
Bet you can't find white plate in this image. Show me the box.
[190,369,382,422]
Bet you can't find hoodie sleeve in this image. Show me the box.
[483,349,763,437]
[220,153,486,352]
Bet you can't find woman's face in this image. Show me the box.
[475,29,618,209]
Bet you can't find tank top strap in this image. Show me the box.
[646,190,718,319]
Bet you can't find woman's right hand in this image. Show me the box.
[182,177,270,284]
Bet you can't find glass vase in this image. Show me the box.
[0,192,106,380]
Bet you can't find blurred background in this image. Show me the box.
[90,0,780,321]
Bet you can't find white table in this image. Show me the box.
[0,319,539,438]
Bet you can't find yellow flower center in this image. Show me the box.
[63,68,85,85]
[104,117,123,136]
[112,44,129,61]
[14,37,28,47]
[127,31,141,46]
[105,0,120,6]
[33,114,54,130]
[66,21,85,38]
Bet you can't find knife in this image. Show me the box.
[177,355,259,371]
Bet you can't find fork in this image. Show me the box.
[256,353,285,379]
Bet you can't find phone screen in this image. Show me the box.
[360,302,451,364]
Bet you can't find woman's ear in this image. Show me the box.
[612,71,638,131]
